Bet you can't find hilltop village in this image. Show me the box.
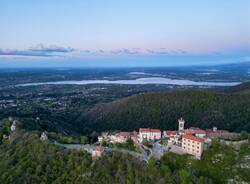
[97,118,239,159]
[5,117,241,161]
[1,115,250,183]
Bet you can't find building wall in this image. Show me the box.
[195,133,206,138]
[182,138,203,159]
[92,151,102,157]
[110,135,126,143]
[139,132,161,142]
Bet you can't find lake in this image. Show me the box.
[16,77,241,87]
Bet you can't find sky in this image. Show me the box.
[0,0,249,67]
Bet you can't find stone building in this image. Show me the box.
[182,134,204,159]
[139,128,161,142]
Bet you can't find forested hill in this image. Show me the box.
[221,81,250,94]
[84,83,250,133]
[1,129,249,183]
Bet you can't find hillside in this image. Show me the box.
[0,129,249,184]
[84,84,250,133]
[0,130,145,184]
[222,81,250,94]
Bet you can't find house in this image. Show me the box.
[110,134,125,143]
[206,128,239,139]
[97,136,104,142]
[98,132,110,142]
[118,131,138,143]
[129,131,138,143]
[139,128,161,142]
[163,130,178,138]
[163,130,180,144]
[92,146,104,157]
[98,131,138,143]
[185,127,206,138]
[182,134,204,159]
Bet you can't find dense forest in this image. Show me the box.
[84,83,250,133]
[0,128,249,184]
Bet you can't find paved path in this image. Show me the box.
[54,141,94,151]
[54,141,149,161]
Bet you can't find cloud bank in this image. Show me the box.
[0,44,74,57]
[2,44,245,60]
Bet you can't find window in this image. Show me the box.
[197,146,199,149]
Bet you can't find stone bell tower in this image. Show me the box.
[178,117,185,135]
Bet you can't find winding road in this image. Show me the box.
[54,141,149,161]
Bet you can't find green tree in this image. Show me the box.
[240,131,249,140]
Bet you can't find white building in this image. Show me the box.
[182,134,204,159]
[139,128,161,142]
[40,132,48,141]
[163,130,181,145]
[98,132,109,142]
[10,121,17,132]
[117,131,138,143]
[110,134,125,143]
[185,127,206,138]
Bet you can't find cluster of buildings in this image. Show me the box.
[98,131,138,143]
[98,117,239,159]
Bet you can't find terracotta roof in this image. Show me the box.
[205,129,239,137]
[139,128,150,132]
[164,130,178,136]
[119,131,137,138]
[119,132,131,137]
[185,127,206,135]
[151,129,161,133]
[206,129,229,134]
[95,146,104,152]
[183,134,204,143]
[139,128,161,133]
